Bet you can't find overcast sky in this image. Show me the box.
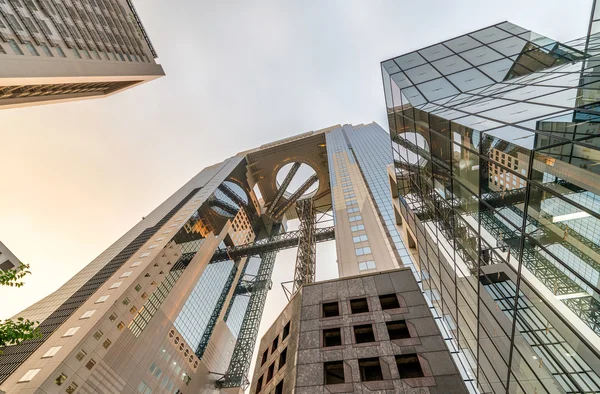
[0,0,591,382]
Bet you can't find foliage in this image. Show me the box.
[0,263,41,354]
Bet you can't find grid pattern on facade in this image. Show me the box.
[383,20,600,394]
[0,0,155,63]
[0,187,201,384]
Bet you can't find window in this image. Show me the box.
[120,271,133,278]
[75,349,87,361]
[282,322,290,340]
[379,294,400,310]
[358,357,383,381]
[95,295,109,303]
[80,310,96,319]
[135,284,142,291]
[353,235,368,243]
[255,375,263,393]
[322,301,340,317]
[355,247,371,256]
[347,207,359,213]
[275,380,284,394]
[266,362,275,383]
[346,200,357,206]
[323,327,342,347]
[261,348,268,366]
[42,346,62,358]
[387,320,411,339]
[148,244,157,249]
[108,313,117,321]
[324,361,345,384]
[140,252,150,258]
[395,354,424,378]
[39,42,53,57]
[130,306,138,314]
[18,368,41,383]
[63,326,80,337]
[103,338,112,349]
[117,321,125,330]
[54,373,67,385]
[85,359,96,370]
[109,281,122,289]
[122,297,130,306]
[358,260,376,271]
[279,347,287,368]
[66,382,79,394]
[93,330,103,340]
[72,47,81,58]
[351,224,365,232]
[271,335,279,352]
[131,261,142,267]
[55,46,66,58]
[7,39,24,55]
[354,324,375,343]
[349,215,362,222]
[350,298,369,314]
[141,292,148,299]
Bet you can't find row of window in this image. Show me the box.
[260,321,291,366]
[322,294,402,318]
[324,354,424,385]
[324,319,411,347]
[256,347,287,393]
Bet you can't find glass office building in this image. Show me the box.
[383,20,600,394]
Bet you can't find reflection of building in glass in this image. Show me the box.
[383,18,600,394]
[0,0,164,109]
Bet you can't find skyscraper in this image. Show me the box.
[0,0,163,109]
[0,240,20,272]
[1,123,423,394]
[383,19,600,394]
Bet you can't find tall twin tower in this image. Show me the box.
[2,2,600,394]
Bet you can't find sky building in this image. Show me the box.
[0,0,163,109]
[383,17,600,394]
[0,240,20,272]
[0,122,430,394]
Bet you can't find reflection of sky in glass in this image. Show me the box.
[275,163,319,197]
[211,181,248,217]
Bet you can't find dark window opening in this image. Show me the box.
[323,301,340,317]
[279,347,287,368]
[353,324,375,343]
[272,335,279,352]
[323,327,342,347]
[255,375,263,393]
[324,361,345,384]
[395,354,424,379]
[275,379,284,394]
[387,320,411,340]
[379,294,400,310]
[282,321,290,340]
[261,349,268,366]
[350,298,369,314]
[358,357,383,381]
[266,361,275,383]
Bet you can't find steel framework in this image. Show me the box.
[266,162,301,215]
[292,198,317,294]
[272,174,319,220]
[211,226,334,262]
[217,225,282,389]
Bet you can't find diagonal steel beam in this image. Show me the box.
[272,174,319,221]
[267,162,301,214]
[293,198,316,294]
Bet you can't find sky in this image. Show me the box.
[0,0,591,383]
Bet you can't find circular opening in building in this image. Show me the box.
[210,180,249,218]
[394,132,429,167]
[276,163,320,200]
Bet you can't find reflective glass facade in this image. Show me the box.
[383,20,600,394]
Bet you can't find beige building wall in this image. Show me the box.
[0,0,164,108]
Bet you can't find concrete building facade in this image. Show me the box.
[250,269,468,394]
[0,0,164,109]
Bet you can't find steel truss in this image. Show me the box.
[267,162,301,215]
[292,198,317,294]
[272,174,319,220]
[218,225,282,389]
[211,226,334,262]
